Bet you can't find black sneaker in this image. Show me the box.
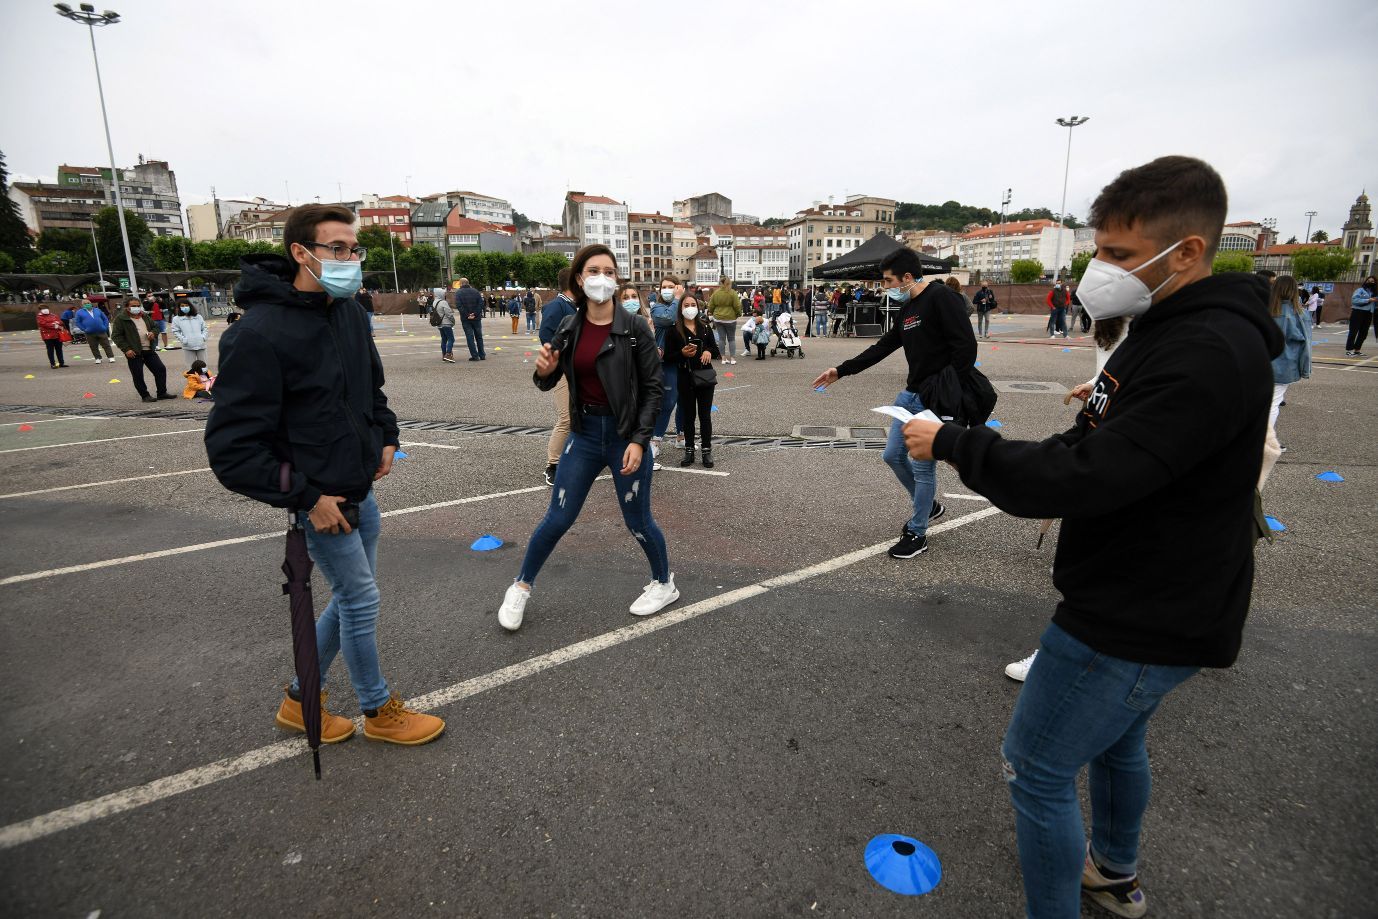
[888,529,928,559]
[1082,846,1147,918]
[543,463,557,486]
[929,500,946,523]
[141,395,157,403]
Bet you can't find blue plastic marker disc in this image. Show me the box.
[1062,348,1072,352]
[471,534,503,551]
[986,419,1003,428]
[1265,516,1286,532]
[1316,471,1344,482]
[711,405,720,412]
[394,450,409,459]
[814,385,827,393]
[864,834,942,896]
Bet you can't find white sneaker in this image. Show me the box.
[498,582,530,631]
[1005,650,1038,682]
[630,574,679,616]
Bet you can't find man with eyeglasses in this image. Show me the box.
[206,203,446,747]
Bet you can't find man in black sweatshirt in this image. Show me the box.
[902,156,1282,918]
[811,246,976,559]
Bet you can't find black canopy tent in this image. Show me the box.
[809,235,952,336]
[809,234,950,282]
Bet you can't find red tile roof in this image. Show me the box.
[711,224,786,238]
[568,193,622,205]
[446,215,510,234]
[1224,220,1262,227]
[960,219,1062,241]
[692,246,719,260]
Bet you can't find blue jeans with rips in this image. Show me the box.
[880,389,938,536]
[1001,622,1199,918]
[290,491,391,712]
[517,414,668,586]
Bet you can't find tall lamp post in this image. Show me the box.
[998,187,1012,311]
[56,3,139,295]
[89,218,105,289]
[1304,210,1318,244]
[1053,115,1089,282]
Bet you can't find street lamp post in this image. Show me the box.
[1304,210,1318,244]
[998,187,1012,311]
[89,218,105,289]
[1053,115,1090,282]
[56,3,139,294]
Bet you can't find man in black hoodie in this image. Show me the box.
[205,204,444,747]
[902,157,1282,918]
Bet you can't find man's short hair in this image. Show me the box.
[879,246,925,281]
[1255,269,1277,280]
[661,274,681,286]
[557,267,572,292]
[1088,156,1228,258]
[458,277,470,287]
[283,204,355,261]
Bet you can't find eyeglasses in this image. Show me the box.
[302,241,367,261]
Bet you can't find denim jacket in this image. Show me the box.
[1271,304,1312,385]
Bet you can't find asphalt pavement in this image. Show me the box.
[0,312,1373,918]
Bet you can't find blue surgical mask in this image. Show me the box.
[887,284,912,303]
[621,299,641,314]
[659,289,675,303]
[306,251,364,299]
[179,306,190,314]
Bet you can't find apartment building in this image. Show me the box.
[56,157,184,236]
[628,212,674,284]
[562,192,628,266]
[955,219,1074,279]
[784,194,897,283]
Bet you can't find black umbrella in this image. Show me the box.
[279,462,322,779]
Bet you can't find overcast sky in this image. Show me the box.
[4,0,1375,242]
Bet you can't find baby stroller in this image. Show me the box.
[770,311,804,358]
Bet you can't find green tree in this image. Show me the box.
[356,226,394,259]
[452,251,487,288]
[1310,230,1329,243]
[1010,259,1044,283]
[762,217,788,228]
[94,206,153,271]
[482,250,515,289]
[1291,246,1356,281]
[0,150,36,268]
[1211,251,1254,274]
[396,242,441,289]
[27,250,82,273]
[0,251,15,272]
[1070,251,1093,282]
[149,234,193,271]
[512,211,530,232]
[1284,235,1298,244]
[521,252,567,287]
[35,228,95,272]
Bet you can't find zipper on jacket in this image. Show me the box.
[325,303,372,482]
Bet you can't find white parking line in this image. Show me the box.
[0,467,211,500]
[0,417,110,427]
[943,493,990,502]
[0,428,204,455]
[0,504,1002,850]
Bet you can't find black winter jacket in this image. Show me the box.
[932,273,1283,668]
[205,254,400,512]
[835,282,976,391]
[536,307,662,448]
[454,285,484,321]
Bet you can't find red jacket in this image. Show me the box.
[1046,288,1070,310]
[37,312,65,340]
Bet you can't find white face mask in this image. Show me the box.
[681,306,699,320]
[1077,240,1184,321]
[583,274,617,303]
[659,288,675,302]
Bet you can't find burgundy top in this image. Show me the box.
[572,319,611,406]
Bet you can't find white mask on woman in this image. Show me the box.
[681,306,699,320]
[583,275,617,303]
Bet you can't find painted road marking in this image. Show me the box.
[0,505,1002,850]
[0,467,212,500]
[0,428,204,455]
[0,417,110,427]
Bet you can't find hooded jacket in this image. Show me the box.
[204,254,399,512]
[536,305,662,448]
[171,312,209,350]
[931,273,1283,668]
[72,304,110,335]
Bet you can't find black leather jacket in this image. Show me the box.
[536,306,663,448]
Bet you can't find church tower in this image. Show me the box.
[1342,192,1372,250]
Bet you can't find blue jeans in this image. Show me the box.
[526,313,536,331]
[518,414,668,585]
[654,363,680,438]
[881,389,938,536]
[813,310,828,336]
[461,318,485,358]
[439,325,454,355]
[290,491,391,712]
[1002,623,1199,918]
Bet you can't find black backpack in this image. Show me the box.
[428,306,443,327]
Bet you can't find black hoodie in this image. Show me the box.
[931,273,1283,667]
[204,254,399,511]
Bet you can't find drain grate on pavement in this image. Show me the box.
[991,380,1068,394]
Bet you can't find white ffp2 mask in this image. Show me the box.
[1077,240,1183,321]
[583,275,617,303]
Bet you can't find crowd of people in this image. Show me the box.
[194,156,1299,919]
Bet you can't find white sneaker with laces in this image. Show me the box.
[630,574,679,616]
[498,582,530,631]
[1005,650,1038,682]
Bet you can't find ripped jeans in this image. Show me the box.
[1001,622,1199,918]
[517,412,669,586]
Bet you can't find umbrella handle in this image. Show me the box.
[279,461,302,528]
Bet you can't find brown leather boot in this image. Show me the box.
[363,696,445,745]
[275,687,356,743]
